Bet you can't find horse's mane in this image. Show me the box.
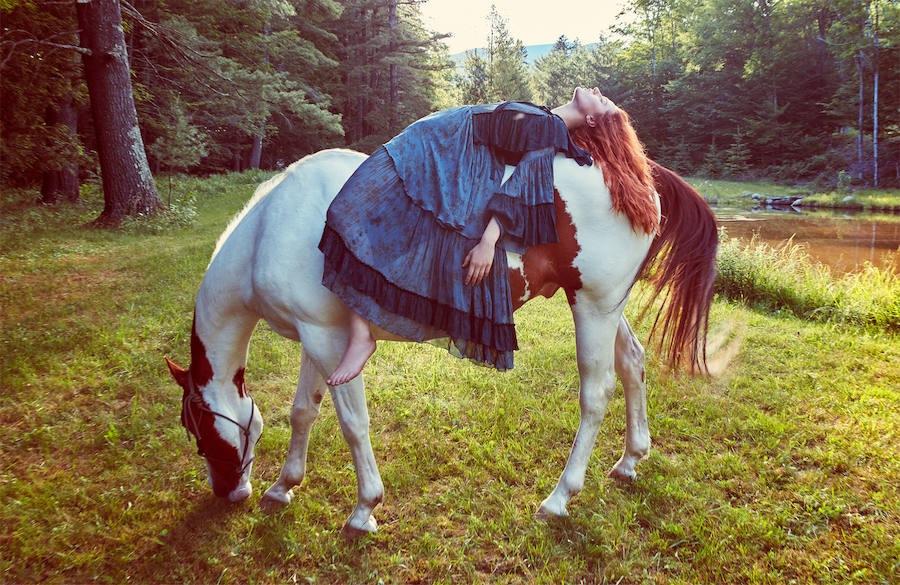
[569,110,659,235]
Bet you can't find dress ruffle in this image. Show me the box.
[320,224,518,356]
[486,147,559,253]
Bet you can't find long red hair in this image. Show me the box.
[569,109,658,235]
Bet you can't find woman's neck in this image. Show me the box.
[551,102,584,130]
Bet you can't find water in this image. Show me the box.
[714,206,900,275]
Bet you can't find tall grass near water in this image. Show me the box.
[715,231,900,332]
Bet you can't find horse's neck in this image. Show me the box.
[191,289,258,405]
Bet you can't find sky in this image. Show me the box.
[418,0,627,54]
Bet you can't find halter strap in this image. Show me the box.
[182,371,259,476]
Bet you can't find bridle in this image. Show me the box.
[181,372,259,477]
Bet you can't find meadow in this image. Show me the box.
[1,173,898,584]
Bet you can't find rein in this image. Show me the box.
[182,372,258,476]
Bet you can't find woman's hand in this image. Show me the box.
[462,239,495,286]
[463,216,501,286]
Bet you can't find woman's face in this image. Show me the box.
[573,87,619,125]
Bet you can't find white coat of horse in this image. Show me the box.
[165,148,717,535]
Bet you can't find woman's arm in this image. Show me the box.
[462,216,501,286]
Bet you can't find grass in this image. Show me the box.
[1,174,898,584]
[715,232,900,332]
[686,177,900,211]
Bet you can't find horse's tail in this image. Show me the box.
[636,160,718,373]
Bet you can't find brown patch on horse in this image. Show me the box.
[508,265,529,310]
[233,368,246,398]
[168,316,243,496]
[511,191,583,310]
[189,317,213,387]
[165,357,189,389]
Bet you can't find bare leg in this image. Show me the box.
[609,314,650,482]
[327,310,376,386]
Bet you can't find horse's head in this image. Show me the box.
[165,357,263,502]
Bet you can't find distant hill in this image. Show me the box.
[449,42,593,70]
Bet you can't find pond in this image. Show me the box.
[713,206,900,275]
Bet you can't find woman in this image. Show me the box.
[320,87,654,385]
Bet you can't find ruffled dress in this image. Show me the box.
[318,101,592,370]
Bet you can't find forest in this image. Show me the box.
[1,0,897,225]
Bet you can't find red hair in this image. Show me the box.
[569,109,659,235]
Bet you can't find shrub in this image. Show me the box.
[715,231,900,332]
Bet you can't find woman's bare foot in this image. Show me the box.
[327,337,376,385]
[327,311,377,385]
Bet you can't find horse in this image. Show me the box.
[165,148,718,535]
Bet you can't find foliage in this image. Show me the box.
[458,5,532,104]
[0,1,85,186]
[1,173,898,583]
[146,98,209,173]
[1,0,898,203]
[332,0,454,151]
[716,232,900,332]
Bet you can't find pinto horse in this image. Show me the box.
[165,149,717,534]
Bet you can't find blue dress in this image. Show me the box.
[318,102,592,370]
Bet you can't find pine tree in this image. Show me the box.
[0,1,85,200]
[333,0,452,151]
[722,130,752,178]
[457,5,531,103]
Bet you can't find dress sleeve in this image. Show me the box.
[472,101,592,166]
[484,147,559,254]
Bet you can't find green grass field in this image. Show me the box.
[1,175,898,584]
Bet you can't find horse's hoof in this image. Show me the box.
[608,465,637,484]
[535,503,568,523]
[228,483,253,503]
[341,515,377,539]
[259,489,292,511]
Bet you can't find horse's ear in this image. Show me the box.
[165,357,190,389]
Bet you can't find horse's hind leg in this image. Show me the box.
[261,349,326,508]
[299,325,384,535]
[538,305,619,519]
[324,373,383,536]
[609,314,650,483]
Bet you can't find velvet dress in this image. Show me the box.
[318,101,592,370]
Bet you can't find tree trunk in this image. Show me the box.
[76,0,161,227]
[249,116,265,169]
[857,51,864,181]
[389,0,399,131]
[873,1,880,187]
[40,95,80,204]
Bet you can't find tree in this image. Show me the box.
[0,1,86,201]
[76,0,162,226]
[532,36,593,107]
[459,49,490,103]
[457,5,531,103]
[333,0,452,150]
[147,98,209,204]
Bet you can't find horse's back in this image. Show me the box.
[204,149,367,335]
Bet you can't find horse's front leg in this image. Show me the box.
[262,349,326,508]
[538,304,620,519]
[609,314,650,483]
